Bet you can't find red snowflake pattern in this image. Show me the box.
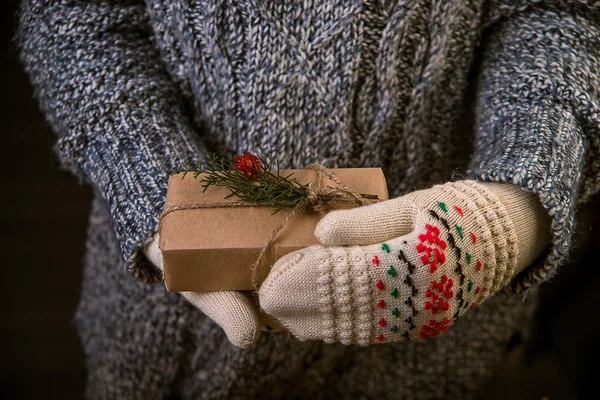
[424,275,454,314]
[419,318,451,339]
[416,224,447,273]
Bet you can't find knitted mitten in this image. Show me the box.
[259,181,551,344]
[144,235,284,349]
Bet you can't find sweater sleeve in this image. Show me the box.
[469,2,600,293]
[18,0,209,283]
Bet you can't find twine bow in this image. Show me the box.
[158,163,378,290]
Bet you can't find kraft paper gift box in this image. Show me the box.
[159,168,389,292]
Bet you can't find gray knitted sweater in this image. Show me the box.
[18,0,600,398]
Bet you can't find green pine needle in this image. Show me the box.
[172,151,309,214]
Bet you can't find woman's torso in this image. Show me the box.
[145,0,505,195]
[76,2,539,398]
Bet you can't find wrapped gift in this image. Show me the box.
[159,165,389,292]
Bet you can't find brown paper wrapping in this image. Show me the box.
[159,168,389,292]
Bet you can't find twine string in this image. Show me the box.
[158,164,376,290]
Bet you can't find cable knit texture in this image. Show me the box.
[17,0,600,398]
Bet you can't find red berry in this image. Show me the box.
[234,152,262,179]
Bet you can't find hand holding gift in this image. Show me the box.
[259,180,552,344]
[151,152,551,347]
[149,152,388,348]
[144,232,282,349]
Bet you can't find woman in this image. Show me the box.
[18,0,599,398]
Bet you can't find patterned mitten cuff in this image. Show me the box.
[259,180,551,344]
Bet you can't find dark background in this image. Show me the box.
[1,1,90,398]
[1,1,598,398]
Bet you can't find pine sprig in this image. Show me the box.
[173,152,310,213]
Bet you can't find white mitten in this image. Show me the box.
[144,235,284,349]
[259,180,551,344]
